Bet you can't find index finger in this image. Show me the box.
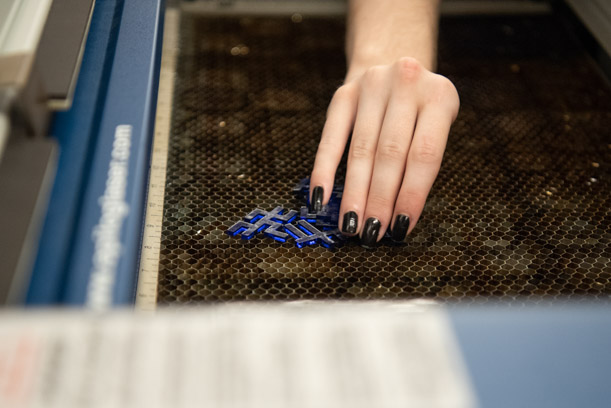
[309,84,358,211]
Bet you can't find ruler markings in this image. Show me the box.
[135,8,179,311]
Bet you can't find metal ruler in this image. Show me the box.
[135,8,179,311]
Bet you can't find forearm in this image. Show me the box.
[345,0,440,81]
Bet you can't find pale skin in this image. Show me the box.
[309,0,460,245]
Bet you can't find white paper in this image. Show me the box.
[0,301,477,408]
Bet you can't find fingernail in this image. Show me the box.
[342,211,358,234]
[391,214,410,242]
[361,217,381,248]
[311,186,323,212]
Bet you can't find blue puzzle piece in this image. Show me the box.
[317,202,340,222]
[293,178,344,205]
[292,178,311,202]
[299,205,339,227]
[226,206,298,240]
[327,190,343,202]
[227,174,400,248]
[264,222,290,243]
[299,207,318,223]
[285,220,346,249]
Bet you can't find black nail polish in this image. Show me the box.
[311,186,323,212]
[391,214,410,242]
[342,211,358,234]
[361,217,381,248]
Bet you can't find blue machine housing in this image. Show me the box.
[27,0,165,306]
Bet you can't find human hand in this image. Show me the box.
[309,57,460,247]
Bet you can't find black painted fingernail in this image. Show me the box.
[311,186,323,212]
[361,217,381,248]
[391,214,410,242]
[342,211,358,234]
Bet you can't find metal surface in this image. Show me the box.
[0,137,56,303]
[0,0,52,62]
[181,0,551,16]
[36,0,96,109]
[0,0,53,150]
[157,14,611,304]
[566,0,611,59]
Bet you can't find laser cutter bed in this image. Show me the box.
[156,8,611,305]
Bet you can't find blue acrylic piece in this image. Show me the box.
[299,206,318,223]
[226,206,297,240]
[228,176,402,248]
[293,178,344,205]
[317,203,340,222]
[285,220,345,248]
[300,203,340,227]
[292,178,311,202]
[264,222,289,242]
[226,220,257,239]
[285,222,316,248]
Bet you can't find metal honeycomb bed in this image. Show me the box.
[157,13,611,304]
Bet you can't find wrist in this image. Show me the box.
[344,0,439,82]
[345,53,436,83]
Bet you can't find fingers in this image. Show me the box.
[309,84,358,211]
[339,67,391,236]
[312,57,459,248]
[359,89,418,246]
[391,104,454,241]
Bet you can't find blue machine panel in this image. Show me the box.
[28,0,164,307]
[450,303,611,408]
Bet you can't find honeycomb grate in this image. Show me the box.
[157,14,611,303]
